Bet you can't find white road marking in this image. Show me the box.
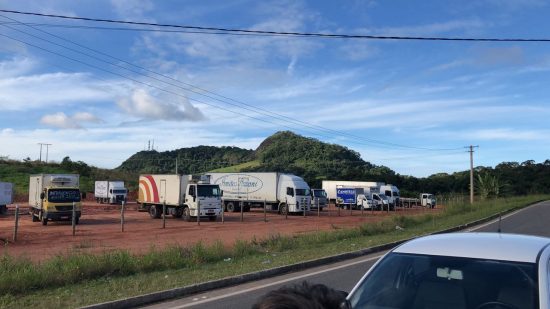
[466,203,537,232]
[169,254,384,308]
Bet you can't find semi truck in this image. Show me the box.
[0,182,13,215]
[137,174,222,221]
[322,180,385,200]
[310,188,328,211]
[94,181,127,204]
[29,174,84,225]
[205,172,311,215]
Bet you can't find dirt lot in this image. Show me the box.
[0,202,436,261]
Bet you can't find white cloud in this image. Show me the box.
[116,88,205,121]
[0,57,36,78]
[374,19,486,36]
[40,112,103,129]
[461,128,548,141]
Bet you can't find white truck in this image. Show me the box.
[0,182,13,215]
[379,184,400,209]
[420,193,437,208]
[310,188,328,211]
[94,181,127,204]
[336,187,374,210]
[206,172,311,215]
[322,180,384,200]
[29,174,84,225]
[137,174,222,221]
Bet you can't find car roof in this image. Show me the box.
[393,232,550,263]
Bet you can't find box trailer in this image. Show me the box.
[29,174,84,225]
[0,182,13,214]
[205,172,311,215]
[321,180,384,200]
[137,174,222,221]
[94,181,127,204]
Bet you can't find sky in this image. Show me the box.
[0,0,549,177]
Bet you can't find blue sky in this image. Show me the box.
[0,0,549,177]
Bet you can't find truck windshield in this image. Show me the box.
[48,189,81,203]
[112,189,127,194]
[295,188,310,196]
[313,190,327,197]
[198,185,221,197]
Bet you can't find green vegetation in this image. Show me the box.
[0,195,546,308]
[209,160,261,172]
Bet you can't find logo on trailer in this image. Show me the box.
[214,174,263,194]
[139,175,160,203]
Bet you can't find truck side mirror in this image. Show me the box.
[40,192,45,200]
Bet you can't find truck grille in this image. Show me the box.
[55,205,74,212]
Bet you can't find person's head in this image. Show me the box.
[252,281,349,309]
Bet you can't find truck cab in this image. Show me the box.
[380,185,400,209]
[421,193,436,208]
[278,174,310,214]
[184,182,222,221]
[372,193,390,211]
[310,189,328,210]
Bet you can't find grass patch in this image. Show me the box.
[209,160,261,172]
[0,195,547,308]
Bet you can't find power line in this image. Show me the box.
[2,9,550,42]
[0,15,462,152]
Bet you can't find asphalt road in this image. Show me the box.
[141,200,550,309]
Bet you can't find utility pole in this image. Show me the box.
[37,143,51,163]
[466,145,479,204]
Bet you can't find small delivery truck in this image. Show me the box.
[94,181,127,204]
[137,174,222,221]
[0,182,13,215]
[29,174,84,225]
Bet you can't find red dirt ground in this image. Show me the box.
[0,202,438,261]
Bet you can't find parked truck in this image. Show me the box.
[379,184,400,208]
[420,193,437,208]
[94,181,127,204]
[206,172,311,215]
[322,180,384,200]
[336,187,373,210]
[137,174,222,221]
[310,188,328,211]
[0,182,13,215]
[29,174,84,225]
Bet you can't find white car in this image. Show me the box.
[346,233,550,309]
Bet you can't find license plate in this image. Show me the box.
[207,209,215,213]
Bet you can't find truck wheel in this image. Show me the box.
[173,207,183,218]
[244,205,250,212]
[208,216,216,221]
[149,205,160,219]
[279,204,288,215]
[183,207,191,222]
[226,202,236,212]
[75,216,80,225]
[32,209,38,222]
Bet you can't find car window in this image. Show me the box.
[349,252,538,309]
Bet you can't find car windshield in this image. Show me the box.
[47,189,81,203]
[197,185,221,197]
[348,252,538,309]
[295,188,310,196]
[313,190,327,197]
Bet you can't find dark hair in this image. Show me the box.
[252,281,349,309]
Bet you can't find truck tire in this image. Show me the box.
[149,205,161,219]
[226,202,236,212]
[32,209,38,222]
[183,207,191,222]
[208,216,216,221]
[173,207,183,218]
[75,216,80,225]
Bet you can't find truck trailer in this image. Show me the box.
[137,174,222,221]
[0,182,13,214]
[29,174,84,225]
[321,180,384,200]
[94,181,127,204]
[205,172,311,215]
[336,187,373,210]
